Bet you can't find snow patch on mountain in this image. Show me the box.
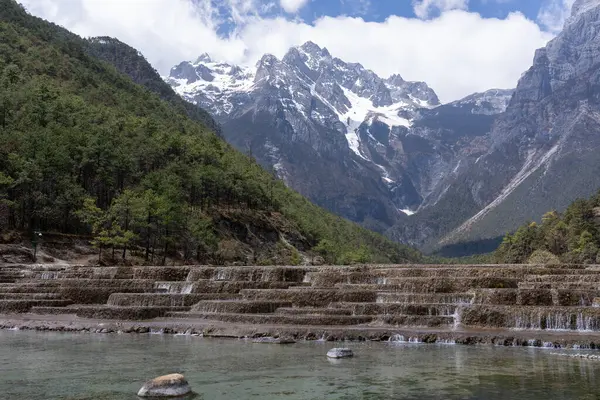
[449,88,514,115]
[334,87,411,158]
[167,59,255,116]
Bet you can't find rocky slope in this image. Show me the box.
[166,43,510,232]
[392,0,600,250]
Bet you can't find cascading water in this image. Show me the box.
[452,307,463,330]
[375,293,474,305]
[302,273,312,284]
[154,282,194,294]
[388,334,422,343]
[39,271,59,280]
[215,269,229,281]
[513,310,600,331]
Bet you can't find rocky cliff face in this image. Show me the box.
[391,0,600,250]
[166,42,509,232]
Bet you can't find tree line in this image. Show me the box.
[495,191,600,264]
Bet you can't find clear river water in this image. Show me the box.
[1,330,599,399]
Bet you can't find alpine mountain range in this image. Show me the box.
[164,0,600,253]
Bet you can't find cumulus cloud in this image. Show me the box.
[280,0,309,13]
[19,0,553,102]
[413,0,469,19]
[537,0,576,33]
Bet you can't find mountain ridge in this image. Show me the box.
[165,41,510,235]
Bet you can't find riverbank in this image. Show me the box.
[2,313,600,349]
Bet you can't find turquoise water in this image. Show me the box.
[0,330,599,399]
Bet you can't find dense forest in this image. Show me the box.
[495,190,600,264]
[0,0,422,265]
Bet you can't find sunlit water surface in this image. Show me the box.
[0,330,598,399]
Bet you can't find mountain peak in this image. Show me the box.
[298,41,330,58]
[195,53,212,64]
[257,53,278,67]
[300,41,322,54]
[567,0,600,25]
[387,74,405,85]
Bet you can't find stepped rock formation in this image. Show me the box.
[166,44,509,233]
[3,262,600,346]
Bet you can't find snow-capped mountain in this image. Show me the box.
[165,41,454,229]
[168,41,440,147]
[165,41,511,234]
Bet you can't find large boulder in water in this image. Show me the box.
[327,348,354,359]
[137,373,192,397]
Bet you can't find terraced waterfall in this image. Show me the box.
[2,264,600,346]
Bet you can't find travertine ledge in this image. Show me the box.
[2,263,600,348]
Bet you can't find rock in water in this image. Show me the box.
[137,373,192,397]
[252,337,296,344]
[327,348,354,359]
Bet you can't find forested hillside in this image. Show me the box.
[0,0,421,265]
[495,191,600,264]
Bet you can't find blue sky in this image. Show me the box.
[21,0,570,101]
[302,1,542,22]
[212,0,553,32]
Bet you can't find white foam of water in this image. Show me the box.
[215,270,229,281]
[388,334,422,343]
[513,311,599,332]
[452,307,462,330]
[436,339,456,345]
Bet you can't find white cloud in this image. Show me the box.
[280,0,309,13]
[19,0,554,102]
[413,0,469,19]
[537,0,576,33]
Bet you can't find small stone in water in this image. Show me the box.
[327,348,354,359]
[137,373,192,397]
[253,337,296,344]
